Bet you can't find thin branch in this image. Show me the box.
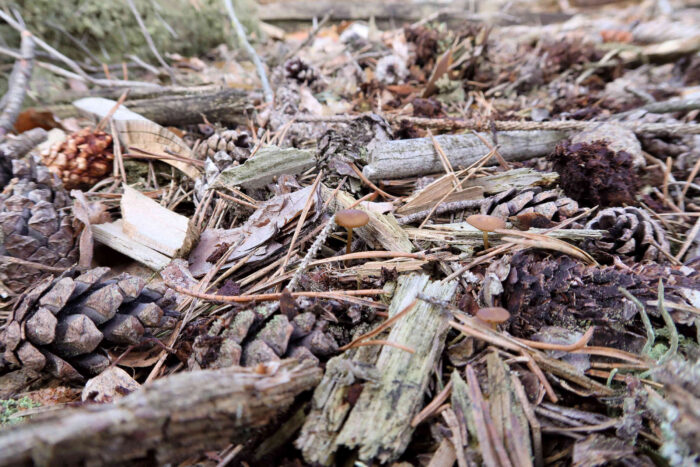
[223,0,273,103]
[125,0,177,84]
[0,30,34,137]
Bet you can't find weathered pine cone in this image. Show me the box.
[0,267,179,381]
[188,302,339,370]
[0,157,78,293]
[584,207,670,262]
[194,129,251,161]
[40,127,113,189]
[284,58,321,85]
[481,187,581,221]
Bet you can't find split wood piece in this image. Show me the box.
[92,220,172,270]
[298,274,458,464]
[459,168,559,195]
[320,184,413,253]
[121,185,198,258]
[486,352,533,467]
[213,146,316,190]
[0,359,321,466]
[363,130,566,180]
[51,87,253,127]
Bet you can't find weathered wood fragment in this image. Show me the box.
[321,185,413,253]
[121,185,197,257]
[363,131,566,180]
[92,220,172,270]
[0,359,320,466]
[53,87,253,126]
[298,274,458,464]
[214,146,316,190]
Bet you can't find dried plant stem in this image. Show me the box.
[125,0,176,84]
[397,199,484,225]
[223,0,273,103]
[286,214,336,291]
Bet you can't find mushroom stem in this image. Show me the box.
[346,228,354,257]
[482,232,489,250]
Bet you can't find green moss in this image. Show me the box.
[3,0,259,62]
[0,397,41,426]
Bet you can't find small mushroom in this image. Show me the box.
[336,209,370,261]
[476,307,510,330]
[466,214,506,249]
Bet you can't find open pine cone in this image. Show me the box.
[481,187,581,222]
[0,267,179,381]
[584,207,670,262]
[194,129,251,161]
[40,127,113,189]
[0,156,78,293]
[188,301,339,370]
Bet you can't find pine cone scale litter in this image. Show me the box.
[481,187,581,222]
[0,268,179,380]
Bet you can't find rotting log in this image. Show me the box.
[363,130,566,180]
[48,87,254,127]
[0,359,321,466]
[297,274,458,464]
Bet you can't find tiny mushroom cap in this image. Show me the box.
[476,307,511,325]
[466,214,506,232]
[336,209,370,228]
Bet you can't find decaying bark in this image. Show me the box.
[363,130,566,180]
[214,146,316,190]
[0,359,321,466]
[50,87,254,127]
[297,274,458,464]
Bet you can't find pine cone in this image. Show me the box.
[584,207,670,262]
[0,128,48,187]
[284,58,321,86]
[40,127,113,189]
[0,157,78,293]
[188,302,339,370]
[0,267,179,381]
[194,129,251,161]
[481,187,581,222]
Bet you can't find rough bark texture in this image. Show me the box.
[363,130,566,180]
[297,274,458,464]
[0,359,321,466]
[50,87,254,127]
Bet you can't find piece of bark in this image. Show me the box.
[121,185,197,258]
[459,168,560,195]
[321,184,413,253]
[92,220,172,270]
[0,359,321,466]
[363,131,566,180]
[82,366,141,403]
[52,87,254,127]
[213,146,316,190]
[298,274,458,464]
